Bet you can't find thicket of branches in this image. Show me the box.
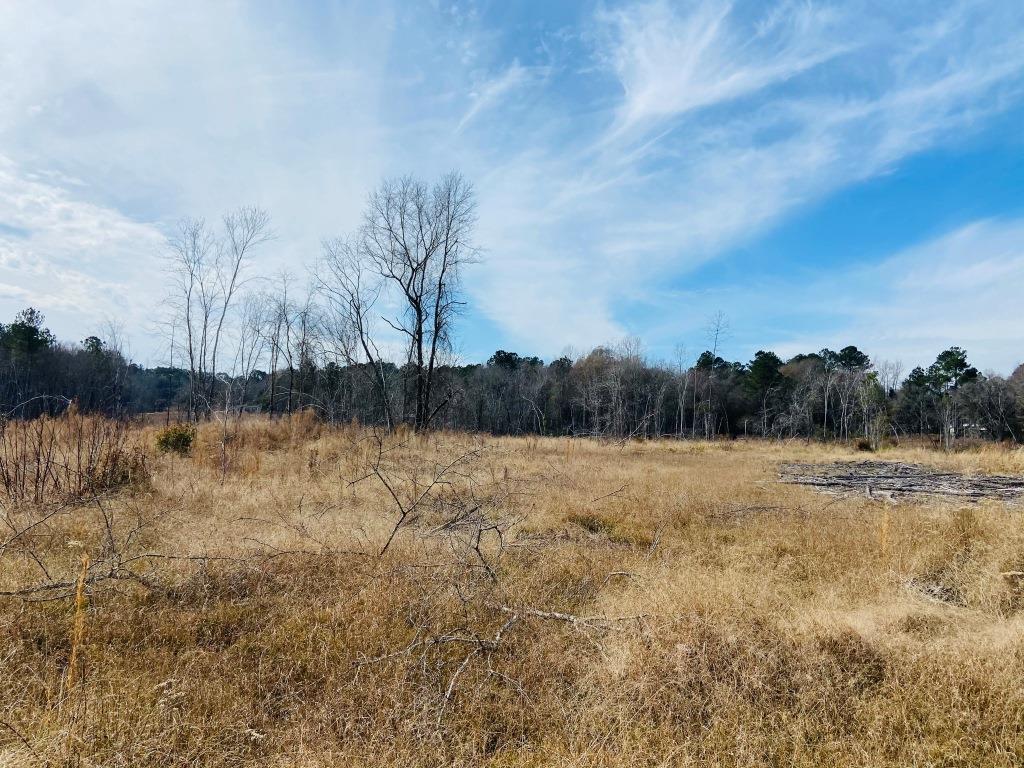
[2,170,1022,445]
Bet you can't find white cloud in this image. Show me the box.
[677,218,1024,373]
[0,2,398,359]
[0,155,166,348]
[628,218,1024,373]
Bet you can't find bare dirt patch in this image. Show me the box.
[780,460,1024,503]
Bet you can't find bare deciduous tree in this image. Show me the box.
[319,172,477,431]
[165,206,272,419]
[318,239,396,429]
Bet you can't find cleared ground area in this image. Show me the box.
[781,459,1024,502]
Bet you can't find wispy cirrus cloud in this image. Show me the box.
[457,62,549,133]
[596,0,852,140]
[462,0,1024,363]
[631,216,1024,372]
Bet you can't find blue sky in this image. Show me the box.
[1,0,1023,372]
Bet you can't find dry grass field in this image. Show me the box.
[3,415,1024,766]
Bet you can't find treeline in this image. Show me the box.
[0,308,184,417]
[3,306,1022,445]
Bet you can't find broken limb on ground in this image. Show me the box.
[779,460,1024,503]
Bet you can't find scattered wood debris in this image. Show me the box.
[779,460,1024,503]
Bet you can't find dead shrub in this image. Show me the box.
[816,628,887,694]
[894,611,945,638]
[855,437,874,452]
[0,409,147,504]
[188,411,328,475]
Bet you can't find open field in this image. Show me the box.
[3,417,1024,766]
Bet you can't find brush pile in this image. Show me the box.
[780,460,1024,502]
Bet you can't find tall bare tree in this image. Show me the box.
[317,239,396,429]
[320,172,477,431]
[165,206,271,419]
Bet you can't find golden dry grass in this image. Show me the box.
[2,418,1024,766]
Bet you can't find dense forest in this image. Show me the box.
[3,172,1021,446]
[2,305,1021,446]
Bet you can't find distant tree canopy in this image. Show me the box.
[0,308,132,416]
[745,350,785,395]
[1,304,1020,445]
[929,346,980,391]
[487,350,543,371]
[820,345,871,372]
[0,308,56,357]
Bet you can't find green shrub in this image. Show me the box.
[156,423,196,456]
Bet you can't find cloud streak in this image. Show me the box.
[598,0,851,139]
